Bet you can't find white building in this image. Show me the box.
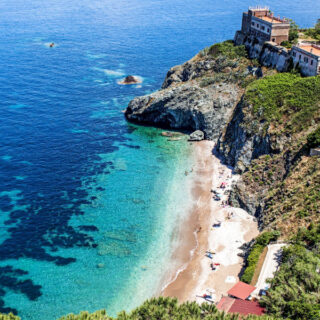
[291,44,320,76]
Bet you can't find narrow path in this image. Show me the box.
[252,243,286,297]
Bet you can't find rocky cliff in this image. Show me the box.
[125,41,320,232]
[125,41,260,140]
[218,73,320,229]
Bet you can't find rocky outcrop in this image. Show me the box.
[188,130,204,141]
[217,98,292,220]
[125,55,243,140]
[234,31,291,72]
[162,57,224,89]
[119,75,141,85]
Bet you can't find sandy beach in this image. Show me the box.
[162,140,259,304]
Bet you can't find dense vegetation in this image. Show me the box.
[206,41,247,59]
[241,231,280,284]
[307,126,320,148]
[261,224,320,320]
[244,73,320,133]
[58,297,279,320]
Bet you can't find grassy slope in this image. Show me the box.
[240,73,320,232]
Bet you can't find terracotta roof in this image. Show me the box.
[229,299,265,316]
[260,16,282,24]
[227,281,256,300]
[217,297,265,316]
[216,296,235,312]
[298,45,320,57]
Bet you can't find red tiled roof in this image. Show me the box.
[217,297,266,316]
[229,299,265,316]
[227,281,256,300]
[216,296,235,312]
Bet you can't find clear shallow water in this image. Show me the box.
[0,0,319,319]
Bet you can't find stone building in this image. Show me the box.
[291,44,320,76]
[241,7,290,44]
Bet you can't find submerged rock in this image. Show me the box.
[188,130,204,141]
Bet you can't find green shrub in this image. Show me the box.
[260,243,320,320]
[307,126,320,148]
[241,231,280,284]
[241,244,264,283]
[245,73,320,133]
[280,41,292,49]
[207,41,247,59]
[256,231,280,246]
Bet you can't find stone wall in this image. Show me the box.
[234,31,290,72]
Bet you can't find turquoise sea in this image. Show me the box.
[0,0,319,319]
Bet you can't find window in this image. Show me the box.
[299,54,301,60]
[267,28,270,33]
[304,57,309,63]
[257,23,260,27]
[311,60,314,65]
[261,26,265,31]
[252,22,255,26]
[292,52,296,57]
[272,38,275,42]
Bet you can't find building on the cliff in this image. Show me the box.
[241,7,290,44]
[290,44,320,76]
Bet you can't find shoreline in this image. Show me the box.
[158,140,213,295]
[161,140,259,303]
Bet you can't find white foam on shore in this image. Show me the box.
[159,141,215,296]
[160,228,199,293]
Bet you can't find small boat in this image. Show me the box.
[50,42,55,47]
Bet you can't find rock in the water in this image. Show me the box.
[119,75,141,85]
[161,131,174,137]
[188,130,204,141]
[97,263,105,269]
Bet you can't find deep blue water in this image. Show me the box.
[0,0,319,319]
